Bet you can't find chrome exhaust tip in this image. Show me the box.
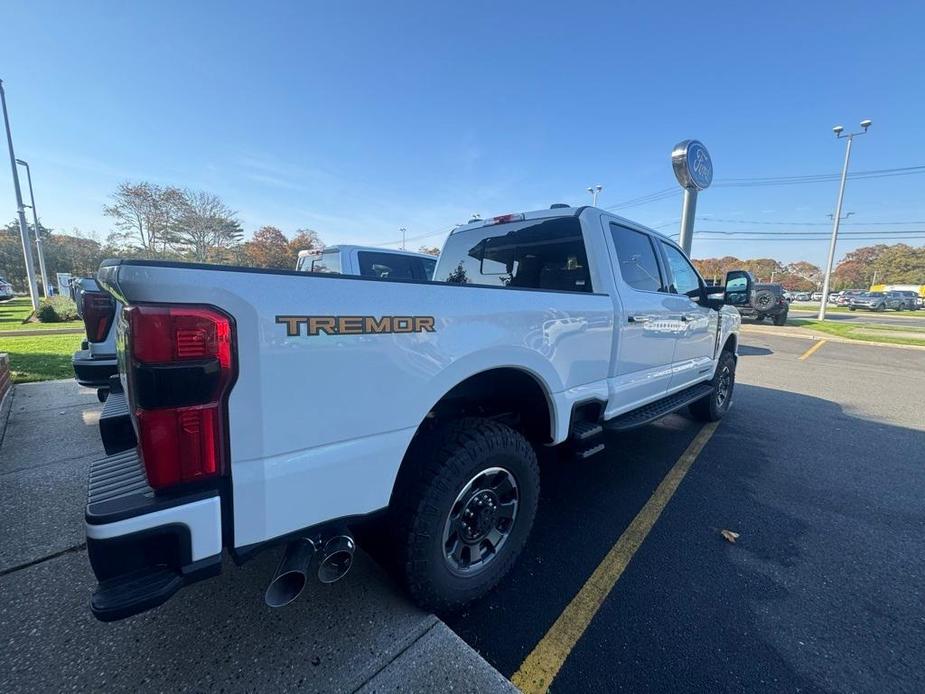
[265,538,317,608]
[317,535,356,584]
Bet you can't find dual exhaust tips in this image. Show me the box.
[265,534,356,608]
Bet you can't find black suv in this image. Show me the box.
[735,283,789,325]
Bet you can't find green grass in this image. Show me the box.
[0,297,83,331]
[0,332,84,383]
[789,319,925,347]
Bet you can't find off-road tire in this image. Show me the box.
[754,288,777,312]
[689,350,736,422]
[772,310,788,326]
[390,417,540,612]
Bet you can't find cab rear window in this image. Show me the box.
[434,217,592,293]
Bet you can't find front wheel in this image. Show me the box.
[690,351,736,422]
[391,417,540,612]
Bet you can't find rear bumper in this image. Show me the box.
[72,349,118,388]
[86,450,222,621]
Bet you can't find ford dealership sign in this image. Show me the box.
[671,139,713,191]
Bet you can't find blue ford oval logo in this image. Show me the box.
[672,139,713,191]
[685,141,713,190]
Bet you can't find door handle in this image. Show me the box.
[627,314,650,324]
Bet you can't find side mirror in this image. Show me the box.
[723,270,754,306]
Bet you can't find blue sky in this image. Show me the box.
[1,0,923,265]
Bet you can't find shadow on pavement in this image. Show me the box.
[446,384,925,693]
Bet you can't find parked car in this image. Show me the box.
[836,289,866,306]
[0,276,14,300]
[296,245,438,280]
[85,205,750,622]
[734,283,788,325]
[792,291,811,302]
[848,291,904,312]
[70,277,120,400]
[895,290,921,310]
[811,292,823,301]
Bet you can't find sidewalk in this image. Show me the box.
[0,380,515,694]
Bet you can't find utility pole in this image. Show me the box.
[0,79,40,310]
[818,119,871,320]
[586,185,602,206]
[400,227,406,250]
[16,159,50,296]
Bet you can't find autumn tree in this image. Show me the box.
[242,226,293,269]
[103,182,187,254]
[288,229,325,266]
[418,245,440,256]
[171,190,242,262]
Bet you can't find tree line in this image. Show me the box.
[0,182,327,291]
[692,245,925,291]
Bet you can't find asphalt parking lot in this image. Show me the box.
[443,332,925,693]
[1,332,923,693]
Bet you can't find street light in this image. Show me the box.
[0,78,40,310]
[399,227,407,250]
[587,185,602,206]
[818,119,872,320]
[16,159,50,297]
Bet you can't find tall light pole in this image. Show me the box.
[400,227,407,250]
[586,185,602,206]
[818,119,871,320]
[16,159,50,297]
[0,79,40,310]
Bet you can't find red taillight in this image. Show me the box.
[130,306,232,367]
[126,305,235,490]
[83,292,116,342]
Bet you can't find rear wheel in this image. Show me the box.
[690,351,736,422]
[772,310,788,326]
[391,417,540,612]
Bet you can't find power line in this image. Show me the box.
[697,217,925,227]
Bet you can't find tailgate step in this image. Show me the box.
[606,382,714,431]
[91,567,183,622]
[99,389,136,455]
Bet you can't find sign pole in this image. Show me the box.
[678,188,698,257]
[671,139,713,258]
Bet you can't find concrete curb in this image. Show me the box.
[741,325,925,351]
[1,327,84,337]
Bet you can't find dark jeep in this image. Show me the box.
[735,283,788,325]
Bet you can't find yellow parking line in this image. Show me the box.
[798,339,827,361]
[510,421,721,694]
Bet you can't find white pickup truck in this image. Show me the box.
[86,205,751,621]
[296,244,438,280]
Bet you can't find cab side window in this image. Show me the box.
[609,224,664,292]
[660,242,703,298]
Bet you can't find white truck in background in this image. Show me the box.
[296,245,438,280]
[86,205,751,621]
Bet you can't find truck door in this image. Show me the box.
[604,222,678,413]
[657,240,718,391]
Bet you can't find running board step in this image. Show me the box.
[605,383,714,432]
[575,442,605,459]
[572,421,603,441]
